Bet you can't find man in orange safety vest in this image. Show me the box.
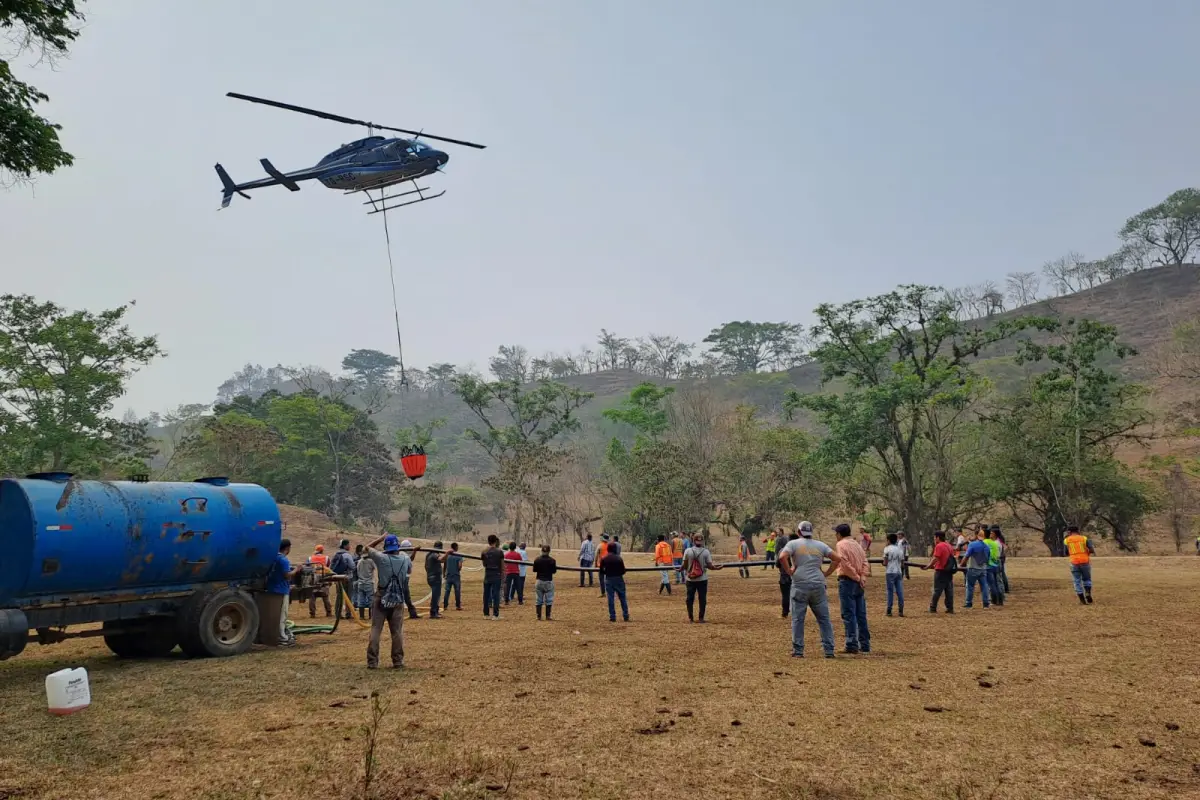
[1062,525,1095,605]
[654,534,673,595]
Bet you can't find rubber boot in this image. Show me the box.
[658,584,664,595]
[546,605,552,621]
[666,584,671,596]
[1077,593,1087,605]
[1085,590,1093,604]
[536,606,542,620]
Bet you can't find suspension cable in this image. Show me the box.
[379,187,408,388]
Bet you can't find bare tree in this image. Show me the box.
[1041,251,1088,296]
[976,281,1005,317]
[1005,271,1040,307]
[1163,462,1196,554]
[638,334,693,379]
[597,329,628,371]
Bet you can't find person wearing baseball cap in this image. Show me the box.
[362,532,415,668]
[778,521,841,658]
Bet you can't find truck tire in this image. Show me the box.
[176,588,260,658]
[102,619,178,659]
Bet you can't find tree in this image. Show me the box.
[341,348,399,385]
[453,375,592,535]
[711,407,827,526]
[215,363,287,404]
[597,329,629,371]
[784,285,1024,550]
[0,294,162,474]
[154,402,210,479]
[602,382,674,441]
[638,334,692,379]
[980,318,1156,554]
[1,0,85,183]
[488,345,530,383]
[702,321,803,373]
[1005,271,1040,308]
[1119,188,1200,266]
[425,363,457,396]
[184,390,396,524]
[1042,251,1089,296]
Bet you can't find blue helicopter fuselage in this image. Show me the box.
[313,136,448,191]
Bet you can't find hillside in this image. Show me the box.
[365,264,1200,449]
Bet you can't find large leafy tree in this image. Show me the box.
[0,294,162,474]
[1,0,85,183]
[703,321,805,373]
[453,375,592,535]
[785,285,1023,549]
[980,318,1156,554]
[341,348,399,385]
[1119,188,1200,266]
[184,390,396,523]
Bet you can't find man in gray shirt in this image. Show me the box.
[363,533,412,669]
[777,521,841,659]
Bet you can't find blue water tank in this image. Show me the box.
[0,476,282,606]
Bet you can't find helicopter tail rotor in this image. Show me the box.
[215,163,252,209]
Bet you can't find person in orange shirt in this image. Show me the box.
[596,535,610,597]
[834,523,871,654]
[654,534,674,595]
[1062,525,1095,605]
[671,532,685,584]
[305,544,333,618]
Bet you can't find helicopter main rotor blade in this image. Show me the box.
[226,92,487,149]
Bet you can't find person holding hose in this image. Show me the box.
[671,532,685,584]
[362,533,412,669]
[578,533,596,588]
[682,532,723,623]
[777,531,799,618]
[654,534,674,595]
[1063,525,1095,605]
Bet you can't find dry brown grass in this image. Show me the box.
[2,555,1199,800]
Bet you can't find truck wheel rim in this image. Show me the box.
[213,602,249,646]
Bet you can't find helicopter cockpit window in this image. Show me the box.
[407,142,430,155]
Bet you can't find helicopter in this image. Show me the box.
[214,92,485,214]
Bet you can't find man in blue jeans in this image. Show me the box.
[479,535,504,619]
[777,521,841,658]
[963,529,991,609]
[833,523,871,654]
[985,527,1005,606]
[598,542,629,622]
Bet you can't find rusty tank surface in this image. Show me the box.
[0,473,282,661]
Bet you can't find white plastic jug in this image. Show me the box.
[45,667,90,715]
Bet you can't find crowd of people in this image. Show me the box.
[261,518,1097,669]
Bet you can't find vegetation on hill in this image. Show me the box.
[2,189,1198,554]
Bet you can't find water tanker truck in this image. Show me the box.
[0,473,282,660]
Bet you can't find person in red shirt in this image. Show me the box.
[921,530,956,613]
[859,527,873,557]
[503,542,522,605]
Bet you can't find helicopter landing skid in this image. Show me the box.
[361,182,445,215]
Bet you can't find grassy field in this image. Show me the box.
[1,553,1198,800]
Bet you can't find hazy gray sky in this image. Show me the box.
[4,0,1198,415]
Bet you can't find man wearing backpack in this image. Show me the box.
[329,539,357,620]
[363,534,412,669]
[682,533,724,624]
